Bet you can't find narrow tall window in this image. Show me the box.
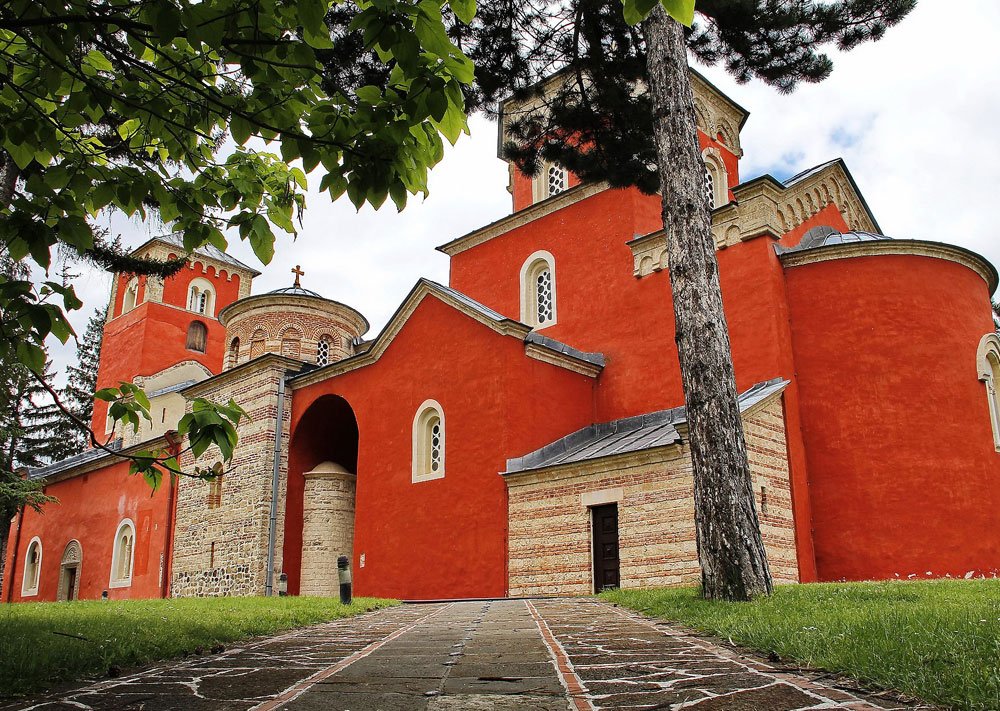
[186,321,208,353]
[412,400,445,482]
[977,333,1000,452]
[207,476,223,509]
[22,538,41,596]
[520,251,557,328]
[122,278,139,315]
[704,168,715,208]
[547,163,567,197]
[702,148,729,209]
[249,329,266,358]
[110,520,135,588]
[316,335,331,366]
[228,337,240,368]
[187,279,215,315]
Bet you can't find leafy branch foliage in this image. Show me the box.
[0,0,477,484]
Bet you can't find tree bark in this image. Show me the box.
[641,6,772,601]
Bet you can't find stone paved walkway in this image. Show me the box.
[3,599,938,710]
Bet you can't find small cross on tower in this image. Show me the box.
[291,264,305,288]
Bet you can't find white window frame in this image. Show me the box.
[21,536,42,597]
[532,161,568,203]
[520,250,558,329]
[121,278,139,315]
[187,278,216,316]
[412,399,445,483]
[109,519,136,589]
[701,147,729,209]
[977,333,1000,452]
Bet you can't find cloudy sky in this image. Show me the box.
[49,0,1000,380]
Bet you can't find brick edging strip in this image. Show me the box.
[251,603,453,711]
[525,600,595,711]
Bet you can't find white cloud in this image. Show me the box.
[45,0,1000,382]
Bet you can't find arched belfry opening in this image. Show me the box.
[288,394,359,597]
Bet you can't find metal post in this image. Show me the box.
[337,556,352,605]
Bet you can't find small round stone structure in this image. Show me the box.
[219,284,369,369]
[299,460,356,597]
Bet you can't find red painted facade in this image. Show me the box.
[3,460,176,602]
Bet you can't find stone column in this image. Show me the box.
[299,461,356,597]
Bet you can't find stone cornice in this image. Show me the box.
[181,353,305,398]
[779,239,1000,293]
[436,181,610,257]
[524,343,603,378]
[289,280,602,389]
[629,160,881,278]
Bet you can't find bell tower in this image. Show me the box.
[91,235,259,435]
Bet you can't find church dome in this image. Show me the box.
[218,266,369,370]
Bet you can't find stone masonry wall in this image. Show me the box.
[171,359,292,597]
[299,472,356,596]
[506,395,798,596]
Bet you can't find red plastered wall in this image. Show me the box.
[285,294,596,600]
[2,460,174,602]
[785,253,1000,581]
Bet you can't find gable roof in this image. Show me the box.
[504,379,788,475]
[289,279,605,388]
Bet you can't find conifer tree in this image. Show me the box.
[446,0,916,600]
[61,309,105,456]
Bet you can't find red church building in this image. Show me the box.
[5,71,999,603]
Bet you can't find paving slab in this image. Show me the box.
[3,598,942,711]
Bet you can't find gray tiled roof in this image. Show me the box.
[28,439,123,481]
[505,379,789,475]
[782,159,841,187]
[144,233,261,276]
[775,227,891,256]
[424,280,510,323]
[146,380,197,399]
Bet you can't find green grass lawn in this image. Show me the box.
[603,580,1000,711]
[0,596,396,698]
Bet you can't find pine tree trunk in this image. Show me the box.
[0,523,8,596]
[641,7,772,601]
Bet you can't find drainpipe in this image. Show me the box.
[265,373,287,596]
[162,432,180,599]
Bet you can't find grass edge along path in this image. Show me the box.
[602,579,1000,711]
[0,596,397,698]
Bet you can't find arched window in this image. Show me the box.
[228,337,240,368]
[280,328,302,358]
[186,321,208,353]
[187,278,215,316]
[207,476,223,509]
[316,335,332,366]
[977,333,1000,452]
[121,278,139,315]
[249,329,267,359]
[412,400,445,482]
[702,147,729,209]
[110,519,135,588]
[21,537,42,596]
[532,161,569,203]
[520,251,557,328]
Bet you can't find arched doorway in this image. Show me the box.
[57,540,82,602]
[286,395,359,596]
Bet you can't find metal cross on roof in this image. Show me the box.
[291,264,304,287]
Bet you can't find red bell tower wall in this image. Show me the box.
[91,240,256,435]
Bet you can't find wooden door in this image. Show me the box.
[65,567,77,601]
[591,504,620,593]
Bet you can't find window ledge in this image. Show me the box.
[412,471,445,484]
[108,578,132,589]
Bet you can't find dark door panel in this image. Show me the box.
[591,503,620,593]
